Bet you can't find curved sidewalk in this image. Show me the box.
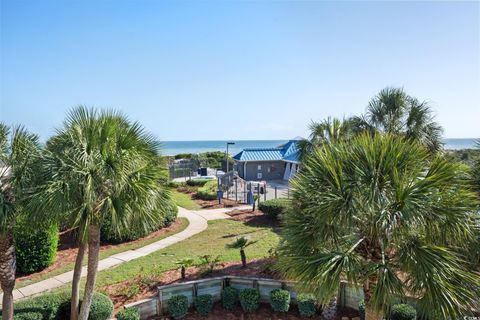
[4,207,209,303]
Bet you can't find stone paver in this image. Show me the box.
[1,206,214,303]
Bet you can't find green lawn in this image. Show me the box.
[16,218,190,289]
[48,218,280,294]
[170,188,201,210]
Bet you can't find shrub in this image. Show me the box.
[358,300,365,320]
[168,295,189,320]
[239,288,260,313]
[269,289,290,313]
[194,294,213,316]
[8,291,113,320]
[390,304,417,320]
[101,201,178,243]
[14,221,59,275]
[196,180,218,200]
[222,286,238,310]
[297,293,316,317]
[116,308,140,320]
[186,179,210,187]
[258,198,289,219]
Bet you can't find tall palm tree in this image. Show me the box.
[0,123,41,320]
[36,107,171,320]
[297,118,354,161]
[351,87,443,153]
[278,134,480,320]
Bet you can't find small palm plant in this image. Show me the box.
[175,258,194,279]
[226,236,257,267]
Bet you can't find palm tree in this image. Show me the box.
[35,107,172,320]
[351,87,443,153]
[297,118,354,161]
[0,124,41,320]
[175,258,194,279]
[278,133,480,320]
[226,236,257,267]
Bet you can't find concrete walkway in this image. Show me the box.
[2,205,249,303]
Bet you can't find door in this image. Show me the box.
[257,172,262,179]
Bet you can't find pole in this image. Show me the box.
[235,179,238,202]
[264,183,266,201]
[226,143,229,173]
[275,186,277,199]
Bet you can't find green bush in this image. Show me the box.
[168,295,189,320]
[101,202,178,243]
[390,304,417,320]
[196,180,218,200]
[269,289,290,313]
[239,288,260,313]
[14,221,59,275]
[258,199,289,219]
[186,179,210,187]
[116,308,140,320]
[222,286,238,310]
[297,293,316,317]
[7,292,113,320]
[194,294,213,316]
[358,300,365,320]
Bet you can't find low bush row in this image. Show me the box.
[166,288,418,319]
[258,198,290,219]
[4,291,113,320]
[186,179,211,187]
[195,180,218,200]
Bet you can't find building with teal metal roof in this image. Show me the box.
[233,139,301,181]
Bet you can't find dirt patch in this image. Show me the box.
[105,259,278,311]
[148,303,359,320]
[16,219,186,282]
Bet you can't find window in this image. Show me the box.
[257,173,262,179]
[257,165,262,171]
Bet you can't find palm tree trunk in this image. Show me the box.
[71,240,87,320]
[363,280,384,320]
[181,266,186,279]
[240,249,246,267]
[0,231,16,320]
[78,225,101,320]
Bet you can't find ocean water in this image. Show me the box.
[161,138,478,155]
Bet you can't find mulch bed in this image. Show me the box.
[148,303,359,320]
[195,197,240,209]
[16,218,186,281]
[226,209,281,230]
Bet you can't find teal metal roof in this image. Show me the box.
[233,140,300,162]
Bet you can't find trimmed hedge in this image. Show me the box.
[14,221,59,275]
[6,292,113,320]
[239,288,260,313]
[390,304,417,320]
[258,198,289,219]
[168,295,189,320]
[196,180,218,200]
[186,179,210,187]
[269,289,290,313]
[222,286,238,310]
[116,308,140,320]
[297,293,316,317]
[194,294,213,316]
[100,203,178,243]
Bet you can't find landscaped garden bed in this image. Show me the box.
[171,182,242,209]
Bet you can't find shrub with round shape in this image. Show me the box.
[116,308,140,320]
[297,293,316,317]
[87,292,114,320]
[168,295,189,320]
[222,287,238,310]
[239,288,260,313]
[258,199,289,219]
[14,221,59,275]
[269,289,290,313]
[194,294,213,316]
[390,304,417,320]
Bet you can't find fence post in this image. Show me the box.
[264,183,266,201]
[257,184,260,207]
[275,186,277,199]
[235,179,238,202]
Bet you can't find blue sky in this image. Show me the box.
[1,0,479,141]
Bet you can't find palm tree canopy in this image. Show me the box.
[360,87,443,153]
[226,236,257,250]
[0,123,41,231]
[33,107,172,241]
[279,133,480,319]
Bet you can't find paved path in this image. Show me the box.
[1,205,249,303]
